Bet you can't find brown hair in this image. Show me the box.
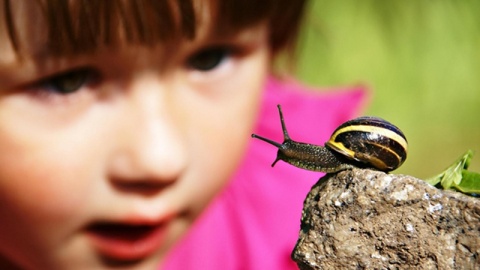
[3,0,307,58]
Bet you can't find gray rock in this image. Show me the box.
[291,168,480,270]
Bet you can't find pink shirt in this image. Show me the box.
[161,77,366,269]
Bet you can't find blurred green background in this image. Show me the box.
[295,0,480,179]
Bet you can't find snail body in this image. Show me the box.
[251,105,407,173]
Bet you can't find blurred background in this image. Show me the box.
[294,0,480,179]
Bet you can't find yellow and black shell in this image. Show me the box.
[325,116,408,172]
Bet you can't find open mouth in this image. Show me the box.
[86,222,167,262]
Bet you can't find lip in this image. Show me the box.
[85,218,170,261]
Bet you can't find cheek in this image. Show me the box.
[0,151,90,246]
[183,118,253,217]
[0,124,101,257]
[0,118,114,269]
[0,156,90,221]
[179,53,268,215]
[0,156,83,266]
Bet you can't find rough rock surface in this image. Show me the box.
[291,168,480,270]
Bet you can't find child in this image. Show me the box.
[0,0,365,269]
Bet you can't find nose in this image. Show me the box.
[108,77,186,192]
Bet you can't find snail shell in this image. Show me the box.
[326,116,408,172]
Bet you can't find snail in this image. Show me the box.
[251,105,407,173]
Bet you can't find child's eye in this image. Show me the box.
[38,68,96,95]
[187,47,231,71]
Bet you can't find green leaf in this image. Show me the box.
[454,170,480,194]
[425,150,474,189]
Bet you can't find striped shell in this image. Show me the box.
[325,116,408,172]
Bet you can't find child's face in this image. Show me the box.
[0,3,269,269]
